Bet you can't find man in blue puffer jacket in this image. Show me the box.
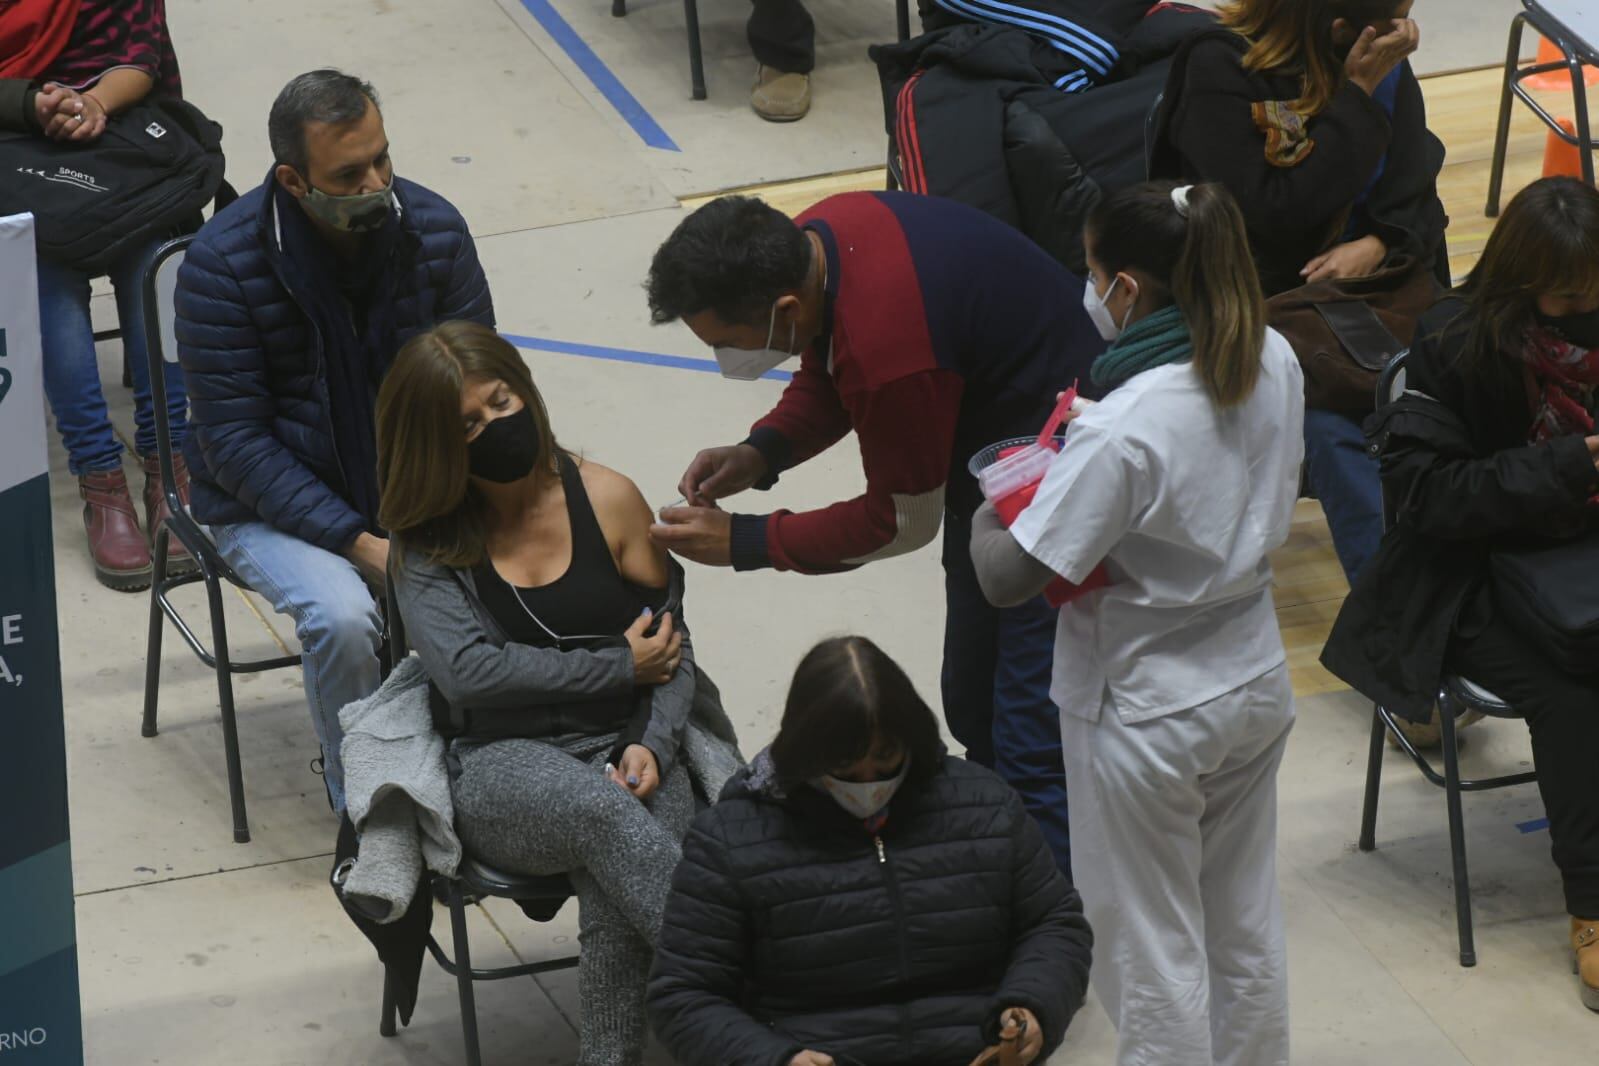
[175,69,494,814]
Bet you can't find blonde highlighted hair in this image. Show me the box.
[1217,0,1409,116]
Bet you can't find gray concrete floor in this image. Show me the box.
[44,0,1595,1062]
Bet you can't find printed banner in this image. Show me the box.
[0,213,84,1063]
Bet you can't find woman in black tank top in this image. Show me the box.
[377,322,741,1066]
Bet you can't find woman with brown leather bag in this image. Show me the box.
[1151,0,1447,590]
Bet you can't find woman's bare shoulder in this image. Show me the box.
[575,457,652,524]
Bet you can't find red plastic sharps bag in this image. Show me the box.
[969,386,1111,607]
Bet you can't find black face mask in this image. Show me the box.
[1537,308,1599,350]
[467,406,540,483]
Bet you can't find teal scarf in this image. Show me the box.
[1090,305,1193,392]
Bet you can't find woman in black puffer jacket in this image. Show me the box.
[647,636,1092,1066]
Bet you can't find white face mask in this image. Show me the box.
[1083,273,1136,342]
[812,757,911,821]
[713,302,798,381]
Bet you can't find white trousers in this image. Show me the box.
[1062,663,1295,1066]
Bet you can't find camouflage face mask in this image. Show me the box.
[301,177,395,233]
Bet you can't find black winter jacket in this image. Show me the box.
[647,752,1091,1066]
[873,5,1213,273]
[1320,298,1599,718]
[1152,29,1447,296]
[175,172,494,552]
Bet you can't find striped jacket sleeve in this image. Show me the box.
[731,369,964,574]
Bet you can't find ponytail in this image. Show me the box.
[1084,181,1267,408]
[1172,184,1266,407]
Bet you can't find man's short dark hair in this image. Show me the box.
[646,196,811,327]
[268,70,380,174]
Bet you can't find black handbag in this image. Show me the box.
[1489,535,1599,674]
[0,96,227,274]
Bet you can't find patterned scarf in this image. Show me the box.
[1518,325,1599,444]
[1090,304,1194,392]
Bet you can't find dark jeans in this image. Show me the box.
[749,0,814,73]
[1449,601,1599,918]
[37,238,187,474]
[1303,408,1384,584]
[942,512,1072,880]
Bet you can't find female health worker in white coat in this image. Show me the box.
[970,180,1305,1066]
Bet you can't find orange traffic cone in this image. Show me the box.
[1526,34,1599,92]
[1543,117,1590,178]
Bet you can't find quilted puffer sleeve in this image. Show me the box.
[648,816,804,1066]
[985,792,1093,1055]
[175,235,367,552]
[435,205,494,328]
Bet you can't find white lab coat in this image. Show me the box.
[1009,329,1306,1066]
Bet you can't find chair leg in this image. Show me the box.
[141,527,169,739]
[449,880,484,1066]
[684,0,707,101]
[1486,13,1528,216]
[1438,692,1477,968]
[612,0,626,15]
[379,966,399,1038]
[1358,703,1387,852]
[1570,54,1595,186]
[896,0,911,42]
[204,574,251,844]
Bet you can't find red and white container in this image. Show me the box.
[969,386,1110,607]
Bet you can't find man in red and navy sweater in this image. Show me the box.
[647,191,1102,875]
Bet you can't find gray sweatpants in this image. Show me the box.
[452,736,695,1066]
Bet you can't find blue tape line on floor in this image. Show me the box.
[504,332,793,382]
[516,0,680,152]
[1517,817,1550,834]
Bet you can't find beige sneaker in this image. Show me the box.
[1385,707,1485,750]
[751,65,811,122]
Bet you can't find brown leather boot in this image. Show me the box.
[79,468,153,591]
[141,453,195,573]
[1574,918,1599,1012]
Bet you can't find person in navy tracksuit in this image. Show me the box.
[175,70,493,815]
[645,190,1103,877]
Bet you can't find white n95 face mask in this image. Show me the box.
[1083,274,1135,342]
[714,302,798,381]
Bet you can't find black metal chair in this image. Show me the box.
[378,860,581,1066]
[1356,351,1539,968]
[139,235,303,844]
[375,592,581,1066]
[613,0,912,102]
[1487,0,1598,216]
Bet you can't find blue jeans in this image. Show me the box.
[212,521,384,815]
[942,512,1073,880]
[36,240,187,474]
[1303,408,1384,584]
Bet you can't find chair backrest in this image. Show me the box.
[384,581,409,666]
[1527,1,1599,62]
[1144,91,1166,180]
[1375,349,1409,530]
[141,235,194,516]
[1377,348,1409,407]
